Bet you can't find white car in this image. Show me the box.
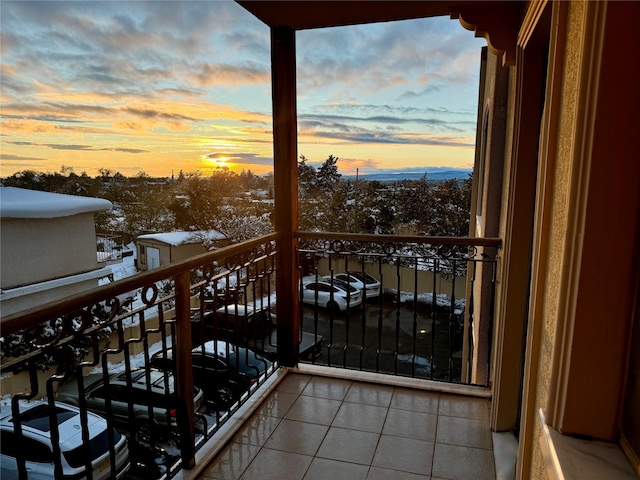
[300,277,362,311]
[0,401,130,480]
[327,272,381,299]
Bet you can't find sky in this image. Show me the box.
[0,1,486,178]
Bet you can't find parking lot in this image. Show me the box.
[300,292,464,381]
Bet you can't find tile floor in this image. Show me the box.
[198,373,495,480]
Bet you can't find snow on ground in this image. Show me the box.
[106,242,139,281]
[393,289,465,315]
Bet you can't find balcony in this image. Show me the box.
[0,232,499,479]
[198,372,494,480]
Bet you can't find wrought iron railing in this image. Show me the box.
[0,234,279,479]
[296,232,500,387]
[96,233,124,263]
[0,230,499,479]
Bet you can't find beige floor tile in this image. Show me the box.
[200,442,261,480]
[316,427,380,465]
[390,388,439,414]
[239,448,312,480]
[233,414,281,447]
[332,402,388,433]
[438,394,490,421]
[263,419,329,455]
[285,395,342,425]
[302,376,352,400]
[276,373,312,394]
[304,458,369,480]
[344,382,394,407]
[253,390,298,418]
[432,443,496,480]
[382,408,437,441]
[372,435,434,475]
[367,466,431,480]
[436,415,493,449]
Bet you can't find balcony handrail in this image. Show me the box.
[1,232,280,336]
[296,231,502,247]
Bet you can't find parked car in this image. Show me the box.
[150,340,273,409]
[57,368,204,439]
[0,401,130,480]
[209,304,323,361]
[326,272,381,299]
[300,277,363,311]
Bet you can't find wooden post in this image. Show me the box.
[271,26,300,366]
[174,271,195,468]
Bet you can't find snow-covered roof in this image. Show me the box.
[137,230,226,246]
[0,187,112,219]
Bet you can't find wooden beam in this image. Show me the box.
[174,270,195,468]
[271,26,300,366]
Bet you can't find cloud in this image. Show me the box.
[6,141,148,154]
[0,152,45,161]
[1,2,481,177]
[312,103,475,118]
[302,130,474,147]
[188,62,270,87]
[296,17,484,95]
[300,113,467,133]
[207,152,273,166]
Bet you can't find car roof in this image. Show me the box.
[215,303,268,317]
[194,340,237,359]
[315,278,353,290]
[0,401,107,450]
[111,368,175,391]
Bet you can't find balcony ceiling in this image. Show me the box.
[237,1,474,30]
[237,1,523,65]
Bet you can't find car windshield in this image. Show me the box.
[350,272,377,284]
[15,405,76,432]
[331,279,359,293]
[63,428,121,467]
[228,349,270,375]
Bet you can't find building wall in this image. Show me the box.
[1,214,100,289]
[136,240,210,270]
[0,271,109,317]
[523,0,640,476]
[315,257,467,300]
[528,3,586,477]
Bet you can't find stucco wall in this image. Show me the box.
[315,257,467,300]
[0,274,107,316]
[1,214,99,289]
[529,2,586,479]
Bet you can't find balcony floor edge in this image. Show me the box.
[172,368,289,480]
[293,363,492,398]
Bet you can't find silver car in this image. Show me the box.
[0,401,130,480]
[57,368,204,439]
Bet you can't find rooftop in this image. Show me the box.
[0,186,112,219]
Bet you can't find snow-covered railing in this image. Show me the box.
[0,233,278,479]
[96,233,124,263]
[296,231,500,386]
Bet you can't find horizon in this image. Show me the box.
[1,1,486,178]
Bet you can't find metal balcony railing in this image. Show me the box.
[96,233,124,264]
[296,232,500,387]
[0,231,499,479]
[0,234,279,479]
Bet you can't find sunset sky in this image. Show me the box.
[0,1,486,178]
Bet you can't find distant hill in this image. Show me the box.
[344,168,473,183]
